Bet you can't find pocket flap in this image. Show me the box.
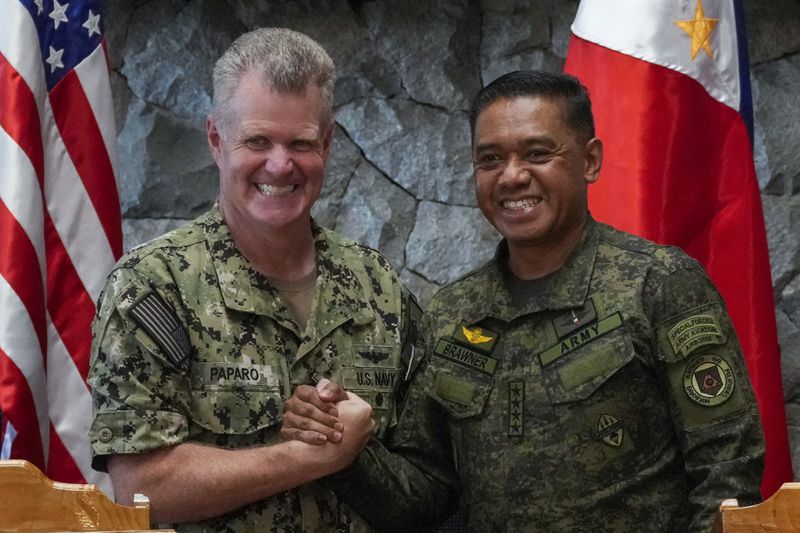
[426,362,494,419]
[190,387,283,434]
[544,328,635,404]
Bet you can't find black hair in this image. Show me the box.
[469,70,595,144]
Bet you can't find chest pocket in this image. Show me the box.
[189,363,284,435]
[426,355,494,419]
[540,323,636,405]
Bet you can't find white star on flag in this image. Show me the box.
[46,45,65,72]
[34,0,44,15]
[49,0,69,29]
[82,9,101,37]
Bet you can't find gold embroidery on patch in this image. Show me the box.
[461,325,494,345]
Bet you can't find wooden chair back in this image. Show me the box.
[0,459,150,532]
[717,482,800,532]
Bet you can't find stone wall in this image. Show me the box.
[105,0,800,475]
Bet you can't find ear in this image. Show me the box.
[583,137,603,184]
[206,115,222,164]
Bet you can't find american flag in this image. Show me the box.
[0,0,121,493]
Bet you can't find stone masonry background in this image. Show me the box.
[104,0,800,476]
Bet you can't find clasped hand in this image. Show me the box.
[281,379,375,470]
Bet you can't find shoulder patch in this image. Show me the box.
[129,292,191,369]
[683,354,735,406]
[668,313,725,357]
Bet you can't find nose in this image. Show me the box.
[264,146,294,178]
[499,156,532,188]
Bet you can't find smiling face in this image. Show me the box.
[207,71,333,239]
[472,96,602,253]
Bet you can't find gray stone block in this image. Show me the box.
[406,201,499,286]
[336,98,475,205]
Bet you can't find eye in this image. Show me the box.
[245,136,270,150]
[291,139,315,152]
[474,154,502,170]
[526,148,551,161]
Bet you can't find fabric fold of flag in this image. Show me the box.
[565,0,792,496]
[0,0,121,494]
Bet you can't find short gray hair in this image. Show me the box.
[211,28,336,130]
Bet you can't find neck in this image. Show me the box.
[507,216,589,280]
[222,208,317,281]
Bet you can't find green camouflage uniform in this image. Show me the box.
[88,206,421,533]
[330,217,764,532]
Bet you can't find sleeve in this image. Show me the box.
[649,265,765,532]
[88,266,193,471]
[323,310,460,531]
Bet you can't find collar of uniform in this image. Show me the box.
[202,206,374,330]
[463,215,600,323]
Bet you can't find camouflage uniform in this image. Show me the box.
[88,206,421,533]
[331,217,764,532]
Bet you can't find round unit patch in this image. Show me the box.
[683,354,735,406]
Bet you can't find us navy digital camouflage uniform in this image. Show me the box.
[329,217,764,532]
[88,206,421,533]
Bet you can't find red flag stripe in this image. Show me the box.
[0,275,49,451]
[46,320,109,487]
[74,45,122,218]
[47,424,87,484]
[0,200,46,354]
[43,214,97,380]
[0,52,45,187]
[49,68,122,256]
[0,348,45,466]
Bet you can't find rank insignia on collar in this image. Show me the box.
[453,322,499,354]
[553,300,598,339]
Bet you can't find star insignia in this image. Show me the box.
[675,0,718,60]
[49,0,70,29]
[83,10,101,37]
[46,46,65,73]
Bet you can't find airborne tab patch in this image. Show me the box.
[434,339,498,375]
[453,322,498,354]
[668,314,725,357]
[130,292,191,369]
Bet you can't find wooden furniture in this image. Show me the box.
[717,482,800,532]
[0,459,151,532]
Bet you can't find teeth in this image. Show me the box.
[503,198,540,210]
[256,184,295,195]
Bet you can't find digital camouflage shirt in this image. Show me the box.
[88,206,422,533]
[330,217,764,532]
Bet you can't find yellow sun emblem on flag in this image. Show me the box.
[675,0,718,60]
[462,325,494,345]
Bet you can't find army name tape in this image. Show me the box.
[540,313,623,367]
[683,354,735,406]
[434,339,498,375]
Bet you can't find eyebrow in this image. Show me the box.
[474,136,554,153]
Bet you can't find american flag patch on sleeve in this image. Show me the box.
[129,292,191,369]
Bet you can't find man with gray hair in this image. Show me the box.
[88,27,423,531]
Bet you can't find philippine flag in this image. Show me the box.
[564,0,791,496]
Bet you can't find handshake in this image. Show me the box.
[280,380,375,474]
